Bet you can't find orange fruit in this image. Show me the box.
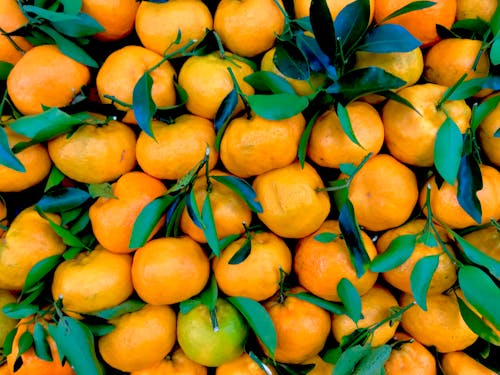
[252,161,330,239]
[135,0,213,56]
[462,225,500,262]
[0,126,51,193]
[0,206,66,290]
[400,291,478,353]
[332,285,400,347]
[180,170,252,243]
[419,164,500,229]
[346,153,418,232]
[382,83,471,167]
[384,332,437,375]
[131,347,207,375]
[131,236,210,305]
[51,245,133,315]
[0,0,28,32]
[477,97,500,167]
[178,52,255,120]
[0,35,32,66]
[294,220,379,302]
[6,317,75,375]
[215,352,277,375]
[0,289,18,345]
[177,298,248,367]
[47,114,137,184]
[307,101,385,168]
[456,0,498,22]
[301,355,335,375]
[7,44,91,115]
[262,287,331,364]
[0,364,9,375]
[96,45,176,112]
[0,0,32,65]
[220,112,305,178]
[98,304,177,372]
[376,219,458,294]
[135,114,218,181]
[212,231,293,301]
[374,0,456,47]
[441,351,497,375]
[81,0,140,42]
[214,0,285,58]
[424,39,491,97]
[294,0,375,23]
[89,171,168,254]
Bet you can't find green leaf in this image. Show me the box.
[273,40,310,81]
[447,78,487,100]
[337,102,362,148]
[334,344,371,375]
[219,233,241,251]
[50,317,105,375]
[36,207,85,248]
[0,61,13,80]
[309,0,337,61]
[214,88,238,152]
[17,330,34,356]
[370,234,416,272]
[314,232,338,243]
[434,117,463,185]
[377,90,421,114]
[458,266,500,330]
[51,13,105,38]
[228,237,252,265]
[3,327,17,356]
[247,93,308,120]
[2,303,39,319]
[470,95,500,132]
[228,296,277,357]
[379,1,437,23]
[92,299,146,320]
[339,199,371,278]
[338,278,362,323]
[249,351,275,375]
[494,128,500,137]
[133,72,157,140]
[298,111,319,168]
[244,71,295,94]
[22,255,62,294]
[410,255,440,311]
[200,274,218,311]
[452,232,500,278]
[179,298,202,315]
[324,347,343,365]
[358,24,421,52]
[44,166,65,192]
[59,0,82,14]
[334,0,371,50]
[69,210,89,235]
[88,183,116,199]
[212,175,263,213]
[293,292,345,315]
[457,153,483,225]
[457,296,500,346]
[491,39,500,65]
[202,194,220,257]
[33,322,52,362]
[353,345,391,375]
[186,188,204,230]
[86,323,115,337]
[129,194,173,249]
[36,187,90,213]
[0,126,25,172]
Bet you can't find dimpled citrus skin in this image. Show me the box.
[384,332,437,375]
[131,347,207,375]
[441,351,497,375]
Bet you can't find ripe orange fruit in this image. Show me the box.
[0,35,32,66]
[96,45,176,112]
[0,126,51,193]
[307,101,385,168]
[98,304,177,372]
[214,0,285,58]
[294,220,378,302]
[51,245,133,315]
[131,347,207,375]
[7,44,91,115]
[346,153,418,232]
[419,164,500,229]
[212,231,293,301]
[456,0,498,22]
[374,0,456,47]
[177,298,248,367]
[252,161,330,239]
[477,97,500,167]
[135,0,213,56]
[220,112,305,178]
[301,355,335,375]
[6,317,75,375]
[384,332,437,375]
[294,0,375,23]
[89,171,167,254]
[376,219,458,294]
[180,170,252,243]
[215,352,277,375]
[462,225,500,262]
[400,291,478,353]
[81,0,139,42]
[0,206,66,290]
[0,0,28,31]
[0,289,18,345]
[382,83,471,167]
[424,39,491,97]
[178,52,255,120]
[441,351,497,375]
[48,114,137,184]
[262,287,331,364]
[131,236,210,305]
[135,114,218,181]
[332,285,400,347]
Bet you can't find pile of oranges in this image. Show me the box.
[0,0,499,374]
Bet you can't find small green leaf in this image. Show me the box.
[36,187,90,213]
[244,71,295,94]
[298,111,319,168]
[314,232,338,243]
[452,232,500,278]
[36,207,85,248]
[228,296,277,357]
[228,237,252,265]
[212,175,263,213]
[457,296,500,346]
[0,61,13,80]
[410,255,440,311]
[88,183,116,199]
[186,188,204,229]
[33,322,52,362]
[370,234,416,273]
[0,126,25,172]
[22,255,62,294]
[334,344,371,375]
[380,1,437,23]
[2,303,39,319]
[447,77,487,100]
[214,88,238,134]
[324,347,343,365]
[490,38,500,65]
[434,117,463,185]
[44,166,65,192]
[457,153,483,225]
[3,327,17,356]
[92,299,146,320]
[133,72,157,140]
[353,345,391,375]
[340,163,357,176]
[200,274,218,312]
[470,95,500,132]
[247,93,309,120]
[17,330,34,356]
[358,24,421,52]
[179,298,202,315]
[202,194,220,257]
[458,266,500,330]
[377,90,421,114]
[309,0,337,61]
[249,351,274,375]
[273,40,310,81]
[59,0,82,14]
[218,233,241,251]
[52,13,105,38]
[293,292,345,315]
[338,278,362,323]
[337,102,362,148]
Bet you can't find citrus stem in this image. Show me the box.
[146,39,198,74]
[227,67,252,119]
[367,301,416,333]
[102,95,132,109]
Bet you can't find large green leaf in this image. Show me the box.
[453,232,500,278]
[0,126,25,172]
[434,117,463,185]
[244,71,295,95]
[338,278,362,323]
[0,61,13,80]
[273,40,310,81]
[353,345,391,375]
[457,296,500,346]
[358,24,421,53]
[379,1,437,23]
[293,292,345,315]
[51,13,105,38]
[470,95,500,132]
[334,344,371,375]
[214,88,238,151]
[202,194,220,257]
[337,102,362,148]
[370,234,416,273]
[36,187,90,213]
[309,0,337,61]
[211,175,263,213]
[410,255,440,311]
[133,72,157,140]
[92,299,146,320]
[33,322,52,362]
[334,0,371,51]
[2,303,39,319]
[247,93,308,120]
[457,153,483,225]
[22,255,62,294]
